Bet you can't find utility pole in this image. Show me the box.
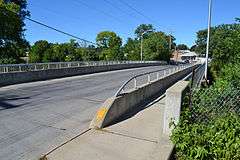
[169,30,174,51]
[141,33,143,61]
[205,0,212,79]
[169,34,172,51]
[140,31,147,61]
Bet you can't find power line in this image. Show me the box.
[102,0,141,23]
[118,0,161,27]
[74,0,126,24]
[26,17,97,45]
[7,8,97,45]
[73,0,134,37]
[30,3,98,27]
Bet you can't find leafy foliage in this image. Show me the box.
[171,111,240,160]
[0,0,29,64]
[195,22,240,77]
[134,24,155,39]
[176,44,189,50]
[29,40,50,63]
[122,24,174,61]
[171,78,240,159]
[123,38,140,60]
[29,39,100,63]
[96,31,123,60]
[171,20,240,159]
[142,32,171,61]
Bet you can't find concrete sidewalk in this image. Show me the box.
[44,97,174,160]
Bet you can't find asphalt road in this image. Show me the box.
[0,65,171,160]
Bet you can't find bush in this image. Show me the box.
[171,111,240,160]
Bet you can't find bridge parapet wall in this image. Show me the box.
[0,62,163,87]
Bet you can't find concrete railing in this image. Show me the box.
[114,63,193,97]
[163,81,189,136]
[0,61,165,87]
[0,61,164,73]
[90,64,200,129]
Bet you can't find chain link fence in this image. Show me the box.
[181,63,240,123]
[189,83,240,123]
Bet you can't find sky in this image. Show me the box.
[24,0,240,47]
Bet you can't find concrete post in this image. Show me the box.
[148,74,151,84]
[163,81,189,136]
[134,78,137,89]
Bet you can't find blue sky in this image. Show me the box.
[25,0,239,47]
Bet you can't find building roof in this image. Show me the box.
[181,50,197,57]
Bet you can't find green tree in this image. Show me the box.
[235,17,240,23]
[29,40,50,63]
[195,22,240,76]
[81,45,99,61]
[0,0,29,64]
[190,45,197,52]
[195,28,212,56]
[176,44,189,50]
[123,38,140,60]
[135,24,155,39]
[59,39,81,62]
[143,32,170,61]
[96,31,123,60]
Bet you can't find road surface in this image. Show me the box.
[0,65,171,160]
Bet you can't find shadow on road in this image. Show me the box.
[0,95,31,111]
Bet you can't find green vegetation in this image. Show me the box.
[171,110,240,160]
[123,24,175,62]
[23,23,176,63]
[195,19,240,78]
[96,31,123,60]
[176,44,189,50]
[29,24,175,63]
[171,19,240,159]
[0,0,29,64]
[142,32,171,61]
[134,24,155,38]
[171,74,240,159]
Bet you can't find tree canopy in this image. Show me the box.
[29,40,100,63]
[123,38,140,61]
[143,32,171,61]
[134,24,155,39]
[0,0,29,64]
[176,44,189,50]
[96,31,123,60]
[195,21,240,77]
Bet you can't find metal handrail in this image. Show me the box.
[114,63,194,97]
[0,61,166,73]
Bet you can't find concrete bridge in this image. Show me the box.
[0,61,204,160]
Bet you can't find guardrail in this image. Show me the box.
[0,61,164,73]
[114,63,195,97]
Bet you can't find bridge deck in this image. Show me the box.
[0,65,170,160]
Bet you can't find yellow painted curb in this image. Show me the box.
[96,107,108,122]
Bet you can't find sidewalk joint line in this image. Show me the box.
[100,129,158,144]
[41,128,92,159]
